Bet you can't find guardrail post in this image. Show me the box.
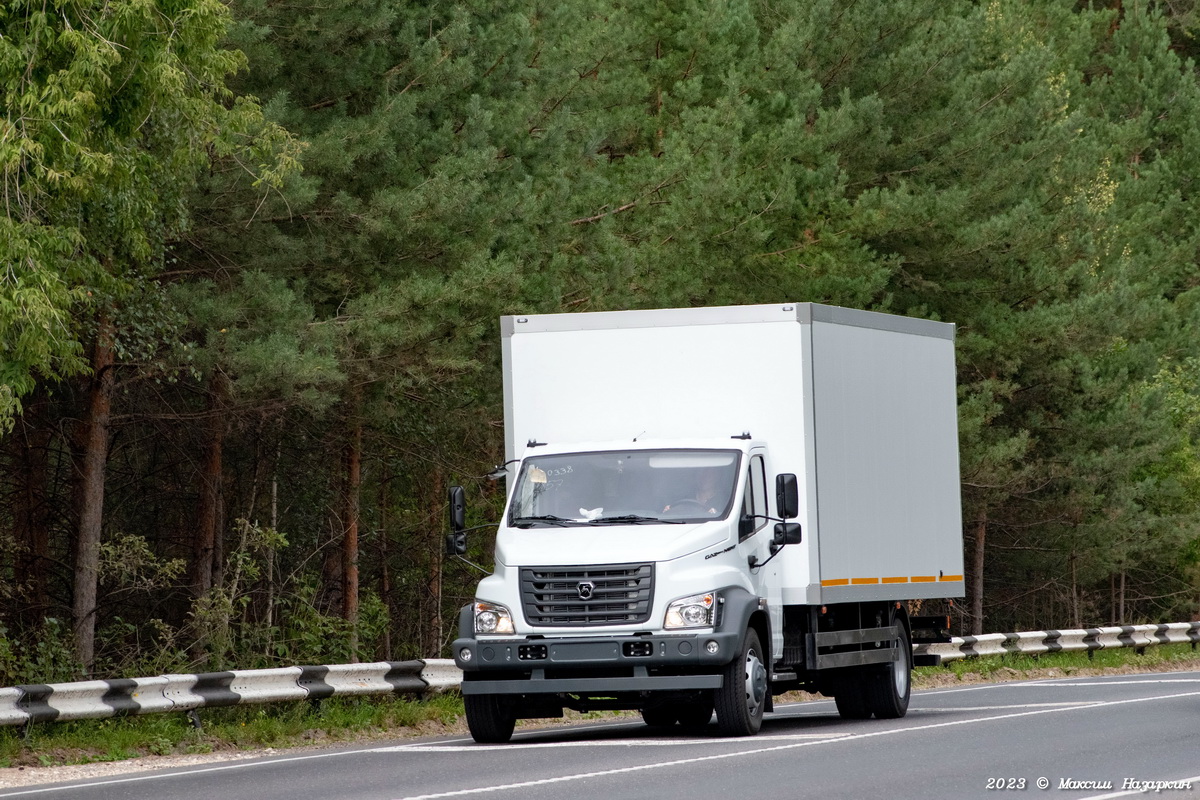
[187,708,203,731]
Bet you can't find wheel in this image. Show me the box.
[641,704,678,728]
[833,678,872,719]
[464,694,516,743]
[715,628,767,736]
[866,608,911,719]
[675,698,714,728]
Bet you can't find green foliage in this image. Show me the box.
[180,520,393,670]
[0,0,299,428]
[100,534,187,593]
[0,620,81,686]
[268,585,391,667]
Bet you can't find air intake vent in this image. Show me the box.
[520,563,654,626]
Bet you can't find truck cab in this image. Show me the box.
[452,437,800,741]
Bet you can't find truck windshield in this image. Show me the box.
[509,449,740,526]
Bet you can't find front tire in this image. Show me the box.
[464,694,516,743]
[715,628,767,736]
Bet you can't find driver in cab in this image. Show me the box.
[663,469,723,516]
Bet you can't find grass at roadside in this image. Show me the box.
[0,693,463,769]
[2,642,1198,771]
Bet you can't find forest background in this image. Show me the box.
[3,0,1200,682]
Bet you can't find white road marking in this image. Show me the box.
[766,700,1091,717]
[1015,678,1200,686]
[910,682,1063,697]
[909,702,1095,712]
[389,688,1200,800]
[380,732,850,753]
[0,749,371,796]
[912,670,1200,696]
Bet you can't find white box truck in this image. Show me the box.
[447,302,963,742]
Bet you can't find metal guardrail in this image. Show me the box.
[2,622,1197,728]
[0,660,450,729]
[913,622,1200,665]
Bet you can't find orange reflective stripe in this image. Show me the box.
[823,575,955,586]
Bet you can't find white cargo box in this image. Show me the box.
[501,303,964,605]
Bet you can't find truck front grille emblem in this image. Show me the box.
[577,581,595,600]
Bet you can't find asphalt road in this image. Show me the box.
[3,671,1199,800]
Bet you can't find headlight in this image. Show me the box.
[474,601,515,634]
[664,592,716,629]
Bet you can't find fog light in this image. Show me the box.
[459,647,473,662]
[705,640,719,655]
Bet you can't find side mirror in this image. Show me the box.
[446,485,467,555]
[775,473,799,520]
[770,522,802,554]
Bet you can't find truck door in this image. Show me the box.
[739,449,783,660]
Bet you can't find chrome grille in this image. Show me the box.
[520,563,654,626]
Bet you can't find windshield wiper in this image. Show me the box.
[588,515,684,525]
[511,515,577,528]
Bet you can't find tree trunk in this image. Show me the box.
[1110,572,1116,625]
[73,312,115,674]
[1118,567,1126,625]
[266,442,280,633]
[1070,550,1080,629]
[342,401,362,661]
[426,468,445,657]
[12,390,51,617]
[192,372,227,599]
[969,510,986,636]
[320,437,345,617]
[379,469,391,660]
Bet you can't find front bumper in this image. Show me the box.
[452,631,739,695]
[452,585,764,697]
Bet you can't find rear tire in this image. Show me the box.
[715,628,767,736]
[866,608,911,719]
[833,676,873,719]
[464,694,516,743]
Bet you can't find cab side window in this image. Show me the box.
[740,455,768,540]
